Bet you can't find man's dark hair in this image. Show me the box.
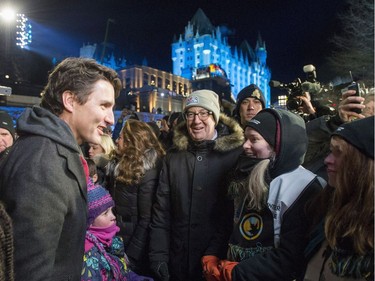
[40,57,122,115]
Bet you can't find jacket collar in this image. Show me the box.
[173,113,244,152]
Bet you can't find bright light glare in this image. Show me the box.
[16,13,32,48]
[0,8,16,22]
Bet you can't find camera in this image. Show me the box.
[269,78,305,110]
[270,65,336,115]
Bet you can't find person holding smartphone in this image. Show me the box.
[303,88,372,180]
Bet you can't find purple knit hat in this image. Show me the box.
[87,179,114,226]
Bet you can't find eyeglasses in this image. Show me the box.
[185,110,213,121]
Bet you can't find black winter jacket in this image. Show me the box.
[107,149,162,275]
[149,114,244,281]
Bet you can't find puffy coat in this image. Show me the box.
[149,114,244,281]
[107,149,162,275]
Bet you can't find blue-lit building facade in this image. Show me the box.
[78,8,272,109]
[172,9,271,106]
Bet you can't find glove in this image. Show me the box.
[201,255,221,281]
[150,261,170,281]
[219,260,239,281]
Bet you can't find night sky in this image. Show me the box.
[8,0,347,87]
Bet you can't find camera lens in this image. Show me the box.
[287,98,302,111]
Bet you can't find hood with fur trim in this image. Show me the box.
[173,113,244,152]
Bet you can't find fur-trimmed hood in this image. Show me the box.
[173,113,244,152]
[143,148,159,170]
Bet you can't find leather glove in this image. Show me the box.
[219,260,239,281]
[150,261,170,281]
[201,255,221,281]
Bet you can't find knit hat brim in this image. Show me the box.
[234,84,265,117]
[87,179,115,226]
[245,109,280,155]
[185,90,221,125]
[0,111,15,140]
[332,116,374,158]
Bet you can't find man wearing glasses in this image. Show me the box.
[149,90,244,281]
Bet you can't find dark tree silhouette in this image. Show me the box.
[327,0,374,86]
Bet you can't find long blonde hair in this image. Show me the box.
[246,158,271,211]
[100,134,116,156]
[325,136,374,254]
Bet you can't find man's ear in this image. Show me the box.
[62,91,75,113]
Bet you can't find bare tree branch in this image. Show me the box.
[327,0,374,85]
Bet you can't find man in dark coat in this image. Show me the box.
[149,90,244,281]
[0,58,121,281]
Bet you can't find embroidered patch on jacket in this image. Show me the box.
[239,213,263,240]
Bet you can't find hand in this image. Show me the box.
[160,119,170,133]
[338,90,366,122]
[297,92,316,115]
[150,261,170,281]
[219,260,239,281]
[201,255,221,281]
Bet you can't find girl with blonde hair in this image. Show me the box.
[202,109,323,281]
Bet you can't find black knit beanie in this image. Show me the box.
[332,116,374,158]
[0,111,15,140]
[234,84,265,116]
[245,109,279,154]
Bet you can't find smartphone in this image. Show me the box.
[341,82,362,114]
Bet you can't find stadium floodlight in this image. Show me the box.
[0,7,16,23]
[16,13,32,49]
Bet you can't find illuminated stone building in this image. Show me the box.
[118,65,192,114]
[79,8,272,112]
[171,8,271,106]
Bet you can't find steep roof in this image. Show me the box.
[190,8,215,35]
[239,40,256,61]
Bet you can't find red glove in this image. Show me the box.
[201,255,221,281]
[219,260,239,281]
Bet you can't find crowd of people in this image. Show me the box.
[0,57,373,281]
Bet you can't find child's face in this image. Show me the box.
[92,207,116,228]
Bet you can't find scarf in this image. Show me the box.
[85,223,119,252]
[85,223,126,281]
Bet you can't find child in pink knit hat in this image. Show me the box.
[81,179,153,281]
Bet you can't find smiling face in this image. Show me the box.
[243,127,273,158]
[185,106,216,142]
[69,80,115,145]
